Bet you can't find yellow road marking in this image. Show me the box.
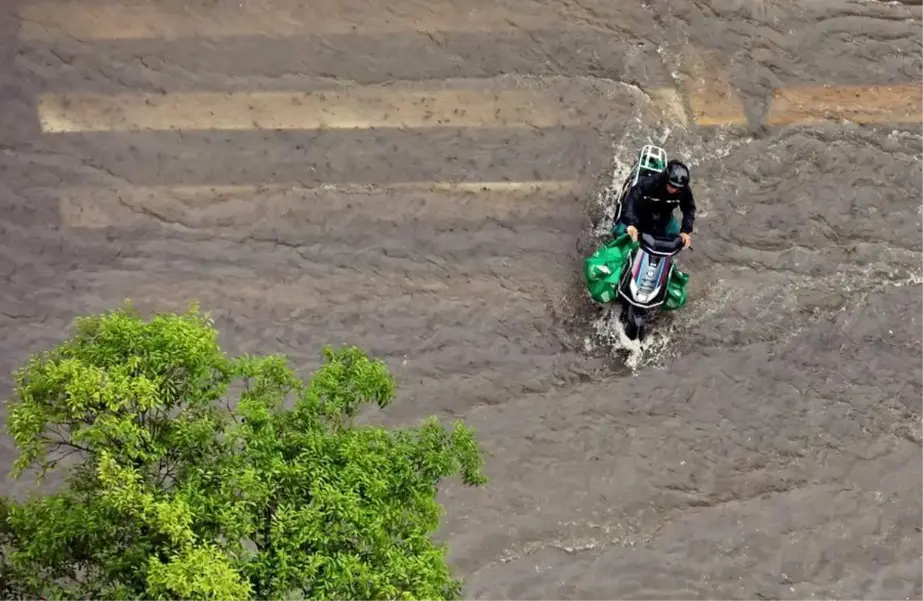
[677,47,749,128]
[38,77,636,132]
[765,84,922,125]
[645,87,689,128]
[674,45,748,127]
[52,181,585,229]
[19,1,569,40]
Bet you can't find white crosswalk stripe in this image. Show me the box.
[37,78,682,133]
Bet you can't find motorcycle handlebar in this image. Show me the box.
[614,231,693,252]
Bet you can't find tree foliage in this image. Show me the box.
[1,304,486,600]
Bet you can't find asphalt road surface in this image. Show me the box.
[1,0,921,599]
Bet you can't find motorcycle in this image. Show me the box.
[583,143,690,341]
[617,231,686,341]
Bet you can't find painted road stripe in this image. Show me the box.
[766,84,922,125]
[645,87,689,128]
[678,47,749,128]
[36,76,675,133]
[689,92,748,127]
[37,77,638,132]
[52,181,586,229]
[19,1,571,40]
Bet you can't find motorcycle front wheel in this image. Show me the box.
[621,303,646,341]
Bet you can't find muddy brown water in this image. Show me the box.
[1,1,921,599]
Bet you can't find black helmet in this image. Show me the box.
[666,161,690,189]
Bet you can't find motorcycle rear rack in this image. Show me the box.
[612,145,668,225]
[630,144,668,187]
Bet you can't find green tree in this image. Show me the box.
[1,304,486,600]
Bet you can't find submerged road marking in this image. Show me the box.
[38,82,622,132]
[19,1,570,40]
[33,81,922,138]
[52,181,586,229]
[678,47,749,128]
[683,79,922,128]
[765,84,923,125]
[644,87,689,128]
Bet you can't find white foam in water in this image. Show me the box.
[591,151,632,238]
[589,307,677,372]
[893,270,923,287]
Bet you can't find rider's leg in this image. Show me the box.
[665,216,688,276]
[665,216,681,237]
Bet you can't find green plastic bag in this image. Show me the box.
[663,268,689,311]
[584,234,637,304]
[583,233,690,309]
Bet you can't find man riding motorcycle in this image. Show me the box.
[612,159,696,248]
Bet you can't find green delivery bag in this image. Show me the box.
[583,234,638,304]
[583,233,690,309]
[662,268,689,311]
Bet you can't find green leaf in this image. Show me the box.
[1,305,486,600]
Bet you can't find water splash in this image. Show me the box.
[591,148,633,238]
[585,306,677,372]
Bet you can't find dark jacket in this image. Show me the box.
[621,171,696,235]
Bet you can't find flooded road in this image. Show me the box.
[1,0,921,598]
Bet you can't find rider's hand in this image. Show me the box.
[626,225,639,241]
[680,232,692,248]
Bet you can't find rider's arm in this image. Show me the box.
[622,176,657,227]
[680,188,696,234]
[621,185,642,227]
